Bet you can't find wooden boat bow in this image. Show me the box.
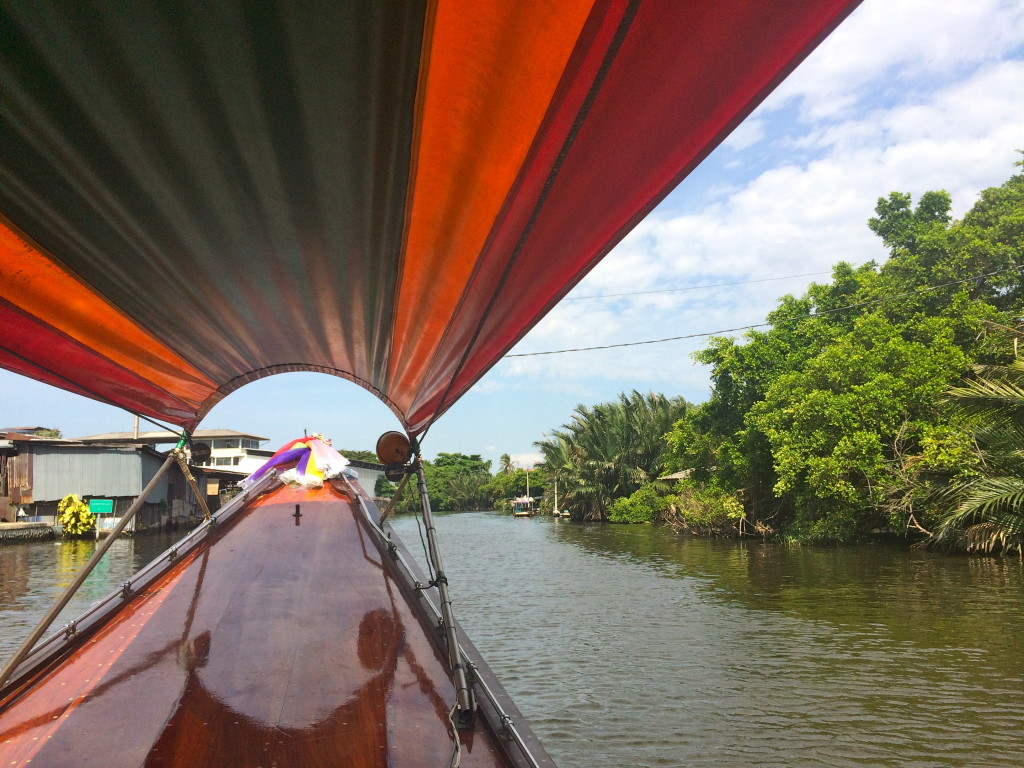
[0,481,548,767]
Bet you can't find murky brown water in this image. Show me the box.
[393,513,1024,768]
[2,516,1022,767]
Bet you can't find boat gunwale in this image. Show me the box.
[343,476,555,768]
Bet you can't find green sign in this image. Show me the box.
[89,499,114,515]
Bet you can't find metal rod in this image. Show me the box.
[378,471,411,523]
[0,452,177,687]
[413,461,474,723]
[174,448,213,520]
[349,484,544,767]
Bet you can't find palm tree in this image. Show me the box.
[932,360,1024,555]
[498,453,515,475]
[535,391,687,521]
[444,470,492,511]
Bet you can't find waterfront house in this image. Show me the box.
[0,433,207,530]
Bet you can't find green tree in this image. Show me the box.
[747,313,966,542]
[498,453,515,474]
[374,475,396,498]
[428,453,494,512]
[868,189,952,253]
[535,391,688,520]
[667,159,1024,543]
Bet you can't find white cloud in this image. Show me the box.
[723,118,767,151]
[499,7,1024,407]
[510,453,542,469]
[770,0,1024,121]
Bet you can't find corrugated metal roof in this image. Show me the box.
[72,429,269,443]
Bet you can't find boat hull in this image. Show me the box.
[0,483,549,767]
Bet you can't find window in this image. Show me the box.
[215,457,232,466]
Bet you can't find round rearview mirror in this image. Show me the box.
[376,431,412,464]
[384,462,407,482]
[191,442,212,463]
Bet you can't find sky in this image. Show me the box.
[3,0,1023,470]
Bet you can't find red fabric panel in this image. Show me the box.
[0,219,216,403]
[0,300,202,424]
[387,0,595,401]
[405,0,861,432]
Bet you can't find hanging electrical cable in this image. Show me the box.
[507,265,1022,357]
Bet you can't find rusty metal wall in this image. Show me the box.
[9,453,32,505]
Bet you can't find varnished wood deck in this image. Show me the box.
[0,484,516,767]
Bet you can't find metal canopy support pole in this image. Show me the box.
[413,460,475,726]
[174,449,213,520]
[0,452,177,688]
[378,471,412,524]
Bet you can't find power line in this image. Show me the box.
[506,266,1020,358]
[562,270,832,301]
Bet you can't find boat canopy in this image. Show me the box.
[0,0,860,436]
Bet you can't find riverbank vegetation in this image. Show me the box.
[538,159,1024,553]
[386,161,1023,554]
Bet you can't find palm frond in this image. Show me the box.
[934,476,1024,540]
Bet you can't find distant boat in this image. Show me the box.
[511,496,536,517]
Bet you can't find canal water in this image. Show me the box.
[391,512,1024,768]
[1,514,1022,767]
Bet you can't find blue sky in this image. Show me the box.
[3,0,1023,470]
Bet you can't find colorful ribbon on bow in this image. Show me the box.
[241,436,350,489]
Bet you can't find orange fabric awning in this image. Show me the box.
[0,0,861,435]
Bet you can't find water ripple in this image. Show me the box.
[394,512,1024,768]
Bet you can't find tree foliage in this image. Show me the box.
[661,158,1024,545]
[430,453,493,511]
[387,453,496,514]
[374,475,396,498]
[924,359,1024,555]
[608,483,669,524]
